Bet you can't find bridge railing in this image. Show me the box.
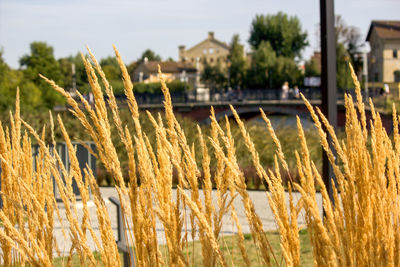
[113,88,381,105]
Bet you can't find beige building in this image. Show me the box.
[178,32,230,73]
[367,21,400,84]
[132,60,197,86]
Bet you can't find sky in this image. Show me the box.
[0,0,399,68]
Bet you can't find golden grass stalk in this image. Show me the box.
[3,47,400,267]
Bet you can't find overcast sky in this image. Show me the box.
[0,0,399,68]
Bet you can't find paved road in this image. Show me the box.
[53,188,322,256]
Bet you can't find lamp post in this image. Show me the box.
[344,55,349,91]
[182,70,187,102]
[71,63,77,96]
[227,59,231,91]
[320,0,337,203]
[362,49,369,100]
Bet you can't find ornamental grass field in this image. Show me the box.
[0,46,399,266]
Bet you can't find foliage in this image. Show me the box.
[246,41,303,89]
[228,34,247,89]
[304,57,321,77]
[336,43,354,90]
[246,41,276,88]
[138,49,161,62]
[335,15,364,75]
[100,57,121,79]
[201,60,227,90]
[249,12,308,59]
[0,50,42,111]
[19,42,65,108]
[132,80,191,94]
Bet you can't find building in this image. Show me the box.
[178,32,230,73]
[132,60,197,87]
[366,20,400,85]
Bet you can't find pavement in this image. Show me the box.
[53,188,322,256]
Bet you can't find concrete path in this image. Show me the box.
[53,188,322,256]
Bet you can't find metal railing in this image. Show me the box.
[109,196,135,267]
[113,88,381,106]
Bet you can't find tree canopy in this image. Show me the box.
[139,49,161,62]
[228,34,247,89]
[20,42,65,108]
[0,50,42,111]
[201,60,226,90]
[249,12,308,59]
[246,41,276,88]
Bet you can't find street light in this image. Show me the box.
[344,54,349,91]
[320,0,337,204]
[362,48,369,100]
[226,59,231,91]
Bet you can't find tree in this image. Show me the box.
[0,50,42,111]
[20,42,65,108]
[139,49,161,62]
[246,41,303,89]
[272,56,303,88]
[336,43,353,90]
[246,41,276,88]
[127,61,138,81]
[249,12,308,59]
[335,15,364,77]
[314,16,364,87]
[100,56,123,94]
[228,34,247,89]
[100,56,122,81]
[201,60,226,90]
[304,57,321,77]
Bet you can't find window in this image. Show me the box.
[394,70,400,82]
[210,58,214,63]
[209,48,214,54]
[203,48,207,55]
[394,50,398,58]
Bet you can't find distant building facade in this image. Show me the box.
[366,21,400,84]
[132,60,197,86]
[178,32,230,73]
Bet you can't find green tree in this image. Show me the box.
[0,50,42,111]
[247,41,303,89]
[100,56,121,80]
[249,12,308,59]
[304,57,321,77]
[246,41,276,88]
[139,49,161,62]
[335,15,363,86]
[336,43,353,90]
[58,57,73,90]
[59,53,92,93]
[127,61,138,81]
[272,56,303,88]
[335,16,363,69]
[228,34,247,89]
[201,60,226,90]
[100,56,124,94]
[20,42,65,108]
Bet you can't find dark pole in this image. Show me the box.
[320,0,337,202]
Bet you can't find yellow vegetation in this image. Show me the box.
[0,47,399,266]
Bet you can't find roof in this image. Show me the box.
[141,61,197,73]
[366,20,400,41]
[186,38,230,53]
